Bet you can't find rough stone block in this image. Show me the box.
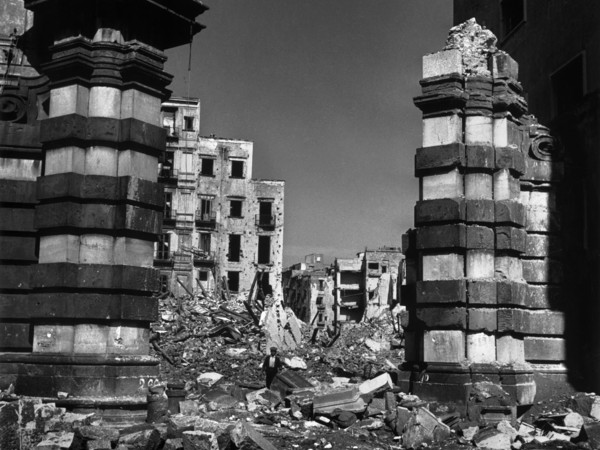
[89,86,121,118]
[465,199,495,223]
[107,325,149,355]
[497,308,526,333]
[495,227,526,253]
[73,324,108,353]
[423,49,463,78]
[496,335,525,364]
[0,179,37,203]
[465,172,493,200]
[467,280,497,305]
[313,387,366,414]
[121,89,161,126]
[32,324,75,354]
[465,116,493,145]
[230,422,278,450]
[422,253,464,280]
[79,234,114,264]
[493,169,520,201]
[44,146,86,175]
[415,198,466,225]
[495,200,526,226]
[466,250,494,279]
[113,237,155,266]
[494,256,523,281]
[117,150,159,182]
[422,115,463,147]
[524,337,565,361]
[495,146,525,174]
[0,265,31,290]
[421,168,464,200]
[416,224,466,250]
[466,225,494,249]
[526,285,561,309]
[526,206,560,232]
[422,330,465,363]
[493,117,509,147]
[496,281,527,307]
[85,146,118,176]
[525,234,562,258]
[416,280,467,304]
[524,159,564,183]
[522,310,565,335]
[415,143,465,174]
[49,84,89,117]
[522,259,563,284]
[465,144,495,169]
[0,207,36,232]
[492,52,519,79]
[359,373,394,395]
[467,332,496,363]
[0,236,37,261]
[417,307,467,329]
[468,309,497,332]
[182,430,219,450]
[0,322,31,349]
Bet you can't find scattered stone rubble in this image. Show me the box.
[3,288,600,448]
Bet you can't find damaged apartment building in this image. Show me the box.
[283,248,403,328]
[157,98,285,298]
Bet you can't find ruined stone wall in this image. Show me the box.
[403,19,564,405]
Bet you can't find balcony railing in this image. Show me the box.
[195,210,217,227]
[193,250,215,266]
[255,214,276,229]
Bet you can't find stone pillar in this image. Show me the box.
[0,0,206,412]
[405,19,537,412]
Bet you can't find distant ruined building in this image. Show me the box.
[157,98,284,299]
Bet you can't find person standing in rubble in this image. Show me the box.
[262,346,282,388]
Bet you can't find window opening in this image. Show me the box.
[551,53,585,115]
[231,160,244,178]
[164,192,172,218]
[230,199,243,218]
[228,271,240,292]
[198,270,208,282]
[183,115,194,131]
[156,234,170,260]
[201,158,214,176]
[228,234,241,262]
[258,235,271,264]
[200,233,211,252]
[501,0,525,37]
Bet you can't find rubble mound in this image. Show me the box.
[444,17,498,77]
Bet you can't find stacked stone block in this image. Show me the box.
[404,20,546,408]
[0,0,207,403]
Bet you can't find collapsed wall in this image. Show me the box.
[402,19,564,407]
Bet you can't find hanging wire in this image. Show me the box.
[186,23,193,101]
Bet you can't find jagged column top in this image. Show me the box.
[444,18,498,77]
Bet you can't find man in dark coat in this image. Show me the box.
[262,346,282,388]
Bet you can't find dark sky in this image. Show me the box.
[165,1,453,266]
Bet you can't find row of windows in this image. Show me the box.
[160,271,272,294]
[156,233,272,264]
[158,152,247,179]
[163,193,274,219]
[200,158,244,178]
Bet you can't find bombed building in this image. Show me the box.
[157,98,285,299]
[283,248,403,328]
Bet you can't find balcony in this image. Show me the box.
[172,251,192,269]
[193,250,216,266]
[154,252,173,267]
[158,167,177,184]
[195,210,217,228]
[255,214,276,229]
[164,125,181,141]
